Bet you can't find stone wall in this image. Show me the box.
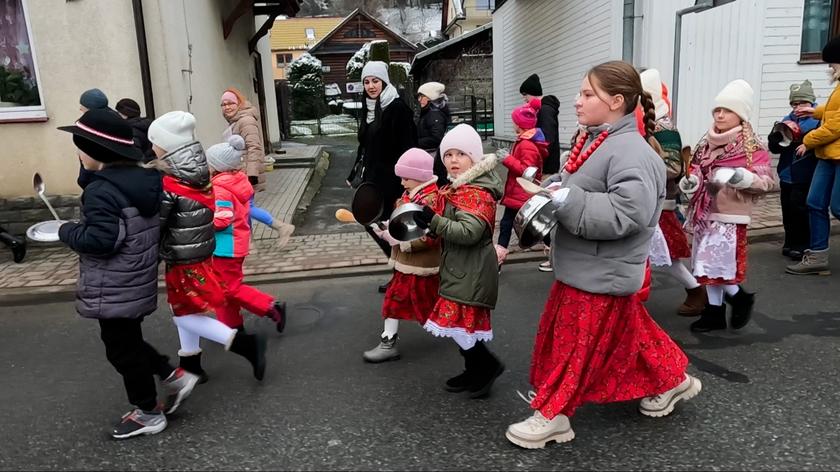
[0,195,80,237]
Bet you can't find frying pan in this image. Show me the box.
[351,182,384,226]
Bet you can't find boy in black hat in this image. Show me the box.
[57,109,197,439]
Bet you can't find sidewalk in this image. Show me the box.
[0,193,804,303]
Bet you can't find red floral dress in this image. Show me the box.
[659,210,691,259]
[166,261,226,316]
[423,184,497,345]
[529,281,688,420]
[382,183,441,324]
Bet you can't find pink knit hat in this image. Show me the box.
[511,98,541,130]
[439,123,485,163]
[394,148,435,182]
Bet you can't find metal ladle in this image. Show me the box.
[33,173,61,221]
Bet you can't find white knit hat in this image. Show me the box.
[417,82,445,101]
[714,79,754,122]
[640,69,669,121]
[206,135,246,172]
[361,61,390,84]
[148,111,196,152]
[439,124,485,163]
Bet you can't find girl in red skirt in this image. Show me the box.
[638,69,706,316]
[147,112,268,406]
[679,80,778,332]
[364,148,442,363]
[413,124,505,399]
[506,61,700,449]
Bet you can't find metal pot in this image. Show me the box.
[514,194,558,250]
[388,202,428,242]
[351,182,384,225]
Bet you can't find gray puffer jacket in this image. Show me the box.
[59,165,162,319]
[159,142,216,265]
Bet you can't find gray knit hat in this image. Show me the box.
[206,135,246,172]
[789,80,816,104]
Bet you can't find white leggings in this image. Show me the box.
[173,314,237,356]
[707,284,739,306]
[663,260,700,289]
[381,318,399,338]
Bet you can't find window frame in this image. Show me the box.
[305,28,316,40]
[275,53,293,69]
[0,0,47,123]
[800,0,840,63]
[475,0,496,11]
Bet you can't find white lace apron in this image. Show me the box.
[691,221,738,280]
[649,224,672,267]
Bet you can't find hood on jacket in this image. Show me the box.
[94,165,162,217]
[450,154,504,200]
[521,128,548,145]
[161,141,210,188]
[228,101,260,125]
[541,95,560,113]
[211,171,254,204]
[126,116,152,131]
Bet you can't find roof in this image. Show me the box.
[270,16,344,51]
[410,23,491,73]
[308,9,418,55]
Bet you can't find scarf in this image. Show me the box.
[687,125,756,233]
[163,175,215,211]
[365,84,399,124]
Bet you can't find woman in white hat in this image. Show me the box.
[416,81,451,185]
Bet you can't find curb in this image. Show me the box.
[5,224,835,307]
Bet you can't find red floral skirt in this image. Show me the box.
[529,281,688,419]
[165,261,226,316]
[696,224,748,286]
[659,210,691,260]
[423,297,493,343]
[382,271,440,324]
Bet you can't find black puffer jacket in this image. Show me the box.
[356,97,417,217]
[417,99,451,185]
[538,95,561,174]
[125,116,155,161]
[159,142,216,265]
[59,165,162,320]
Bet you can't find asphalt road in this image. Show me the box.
[1,236,839,470]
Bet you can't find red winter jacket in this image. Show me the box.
[501,128,548,209]
[211,171,254,258]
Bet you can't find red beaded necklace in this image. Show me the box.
[564,130,610,174]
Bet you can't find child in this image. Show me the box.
[496,100,548,267]
[205,135,286,333]
[768,80,819,262]
[506,61,698,449]
[638,69,706,316]
[680,80,778,332]
[146,111,268,393]
[364,148,442,363]
[57,109,183,439]
[786,35,840,275]
[413,124,505,399]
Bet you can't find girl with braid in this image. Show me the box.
[506,61,700,449]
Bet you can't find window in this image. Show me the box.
[343,27,376,39]
[0,0,45,121]
[305,28,316,40]
[801,0,840,61]
[475,0,496,11]
[275,53,293,68]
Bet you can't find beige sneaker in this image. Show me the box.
[506,410,575,449]
[271,221,295,250]
[639,373,702,418]
[785,249,831,276]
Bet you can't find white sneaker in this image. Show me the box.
[538,260,552,272]
[505,410,575,449]
[639,374,701,418]
[162,368,200,414]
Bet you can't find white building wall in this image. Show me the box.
[493,0,623,141]
[257,16,281,145]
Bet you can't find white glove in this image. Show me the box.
[372,221,399,246]
[679,174,700,197]
[551,187,570,205]
[380,230,400,247]
[727,167,755,189]
[544,182,563,192]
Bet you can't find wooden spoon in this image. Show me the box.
[516,177,549,195]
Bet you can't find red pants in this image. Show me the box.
[212,256,274,328]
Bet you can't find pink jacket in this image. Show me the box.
[688,126,778,229]
[211,171,254,258]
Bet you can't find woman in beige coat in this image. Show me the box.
[221,88,294,247]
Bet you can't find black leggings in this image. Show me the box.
[497,207,519,248]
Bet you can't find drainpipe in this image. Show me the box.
[132,0,155,118]
[671,0,735,125]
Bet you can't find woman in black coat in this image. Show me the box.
[351,61,417,256]
[416,81,451,186]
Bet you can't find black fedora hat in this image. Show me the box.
[58,108,144,162]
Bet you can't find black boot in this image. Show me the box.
[444,348,474,393]
[0,229,26,264]
[466,342,505,399]
[229,331,267,381]
[265,301,286,333]
[179,352,209,385]
[726,286,755,330]
[690,304,727,332]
